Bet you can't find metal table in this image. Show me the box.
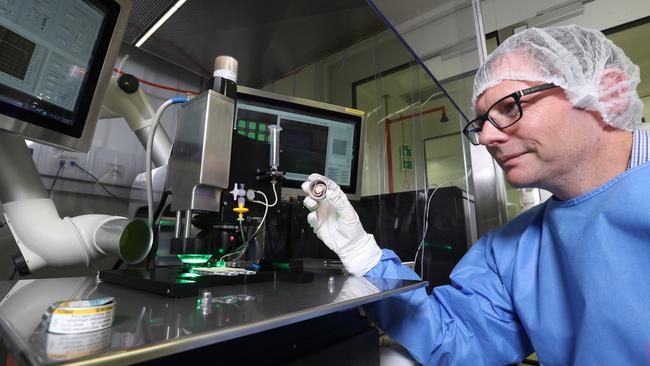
[0,273,425,365]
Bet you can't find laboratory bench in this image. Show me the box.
[0,272,425,365]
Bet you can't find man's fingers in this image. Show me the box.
[307,173,328,182]
[307,211,320,230]
[303,196,318,211]
[325,186,356,222]
[301,180,311,195]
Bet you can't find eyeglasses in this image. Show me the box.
[463,83,559,145]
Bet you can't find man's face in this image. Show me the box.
[475,79,601,191]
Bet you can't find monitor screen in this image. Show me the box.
[235,87,365,199]
[0,0,128,151]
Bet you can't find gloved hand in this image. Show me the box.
[301,174,382,275]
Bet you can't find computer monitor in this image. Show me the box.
[0,0,130,152]
[235,86,365,200]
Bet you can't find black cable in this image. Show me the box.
[9,267,17,280]
[111,259,123,270]
[48,160,65,196]
[147,191,172,269]
[70,162,129,205]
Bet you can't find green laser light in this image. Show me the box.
[177,254,213,265]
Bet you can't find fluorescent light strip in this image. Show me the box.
[134,0,188,48]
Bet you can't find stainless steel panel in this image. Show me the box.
[0,274,425,365]
[468,143,508,235]
[167,90,235,212]
[462,191,478,246]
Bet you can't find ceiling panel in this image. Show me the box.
[123,0,175,44]
[123,0,386,87]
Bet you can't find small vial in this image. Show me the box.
[308,179,327,200]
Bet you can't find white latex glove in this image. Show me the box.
[301,174,382,275]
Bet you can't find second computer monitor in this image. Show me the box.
[235,87,365,200]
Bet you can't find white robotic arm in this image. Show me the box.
[0,132,151,275]
[100,74,173,167]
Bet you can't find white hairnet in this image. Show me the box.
[472,25,643,130]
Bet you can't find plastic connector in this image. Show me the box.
[230,183,246,201]
[233,197,249,221]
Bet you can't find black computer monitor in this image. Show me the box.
[0,0,130,152]
[235,87,365,200]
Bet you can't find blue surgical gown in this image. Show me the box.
[364,162,650,365]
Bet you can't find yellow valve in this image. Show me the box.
[233,205,249,221]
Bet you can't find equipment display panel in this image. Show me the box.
[0,0,127,151]
[235,87,365,199]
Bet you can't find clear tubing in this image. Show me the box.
[268,125,282,170]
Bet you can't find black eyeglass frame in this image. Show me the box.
[462,83,560,145]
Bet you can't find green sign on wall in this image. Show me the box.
[400,144,412,170]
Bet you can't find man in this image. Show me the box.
[301,25,648,365]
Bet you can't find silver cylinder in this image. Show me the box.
[213,55,238,83]
[174,210,183,238]
[95,218,152,263]
[183,209,192,238]
[268,125,282,171]
[0,132,47,203]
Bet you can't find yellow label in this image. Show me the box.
[345,108,364,116]
[53,305,114,315]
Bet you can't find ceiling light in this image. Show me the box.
[134,0,188,48]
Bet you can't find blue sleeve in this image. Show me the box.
[364,237,532,365]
